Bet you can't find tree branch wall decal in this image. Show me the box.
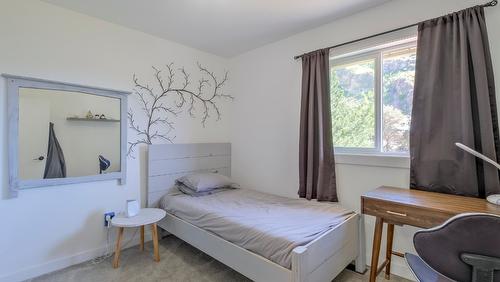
[127,62,232,157]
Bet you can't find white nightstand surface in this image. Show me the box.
[111,208,166,227]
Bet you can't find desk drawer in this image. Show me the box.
[362,197,451,228]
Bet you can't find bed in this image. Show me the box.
[147,143,366,282]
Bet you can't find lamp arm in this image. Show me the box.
[455,143,500,171]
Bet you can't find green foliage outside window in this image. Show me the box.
[331,76,375,148]
[330,48,415,153]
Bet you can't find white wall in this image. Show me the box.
[18,93,50,180]
[0,1,231,281]
[229,0,500,279]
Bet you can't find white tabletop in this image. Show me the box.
[111,208,166,227]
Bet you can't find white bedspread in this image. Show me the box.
[160,188,354,269]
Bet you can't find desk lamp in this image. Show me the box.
[456,142,500,205]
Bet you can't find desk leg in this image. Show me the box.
[112,227,124,268]
[151,223,160,262]
[385,224,394,279]
[140,226,145,251]
[369,217,384,282]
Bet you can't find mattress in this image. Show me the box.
[160,188,354,269]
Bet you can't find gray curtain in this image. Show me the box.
[410,6,500,198]
[44,122,66,179]
[298,48,337,201]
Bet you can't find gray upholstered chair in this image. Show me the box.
[405,213,500,282]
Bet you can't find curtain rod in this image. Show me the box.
[293,0,498,60]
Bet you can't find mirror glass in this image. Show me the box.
[18,87,121,180]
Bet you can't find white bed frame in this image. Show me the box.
[147,143,366,282]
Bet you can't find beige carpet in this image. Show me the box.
[28,236,411,282]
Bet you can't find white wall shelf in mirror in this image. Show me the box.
[3,74,130,198]
[66,117,120,122]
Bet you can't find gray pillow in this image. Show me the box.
[176,173,238,192]
[175,183,231,197]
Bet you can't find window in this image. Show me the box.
[330,39,416,155]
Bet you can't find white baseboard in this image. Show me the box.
[0,232,152,282]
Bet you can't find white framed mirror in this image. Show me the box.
[3,74,129,198]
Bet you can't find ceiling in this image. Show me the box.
[42,0,391,57]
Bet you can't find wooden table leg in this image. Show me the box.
[140,226,144,251]
[369,217,384,282]
[112,227,124,268]
[385,223,395,279]
[151,223,160,262]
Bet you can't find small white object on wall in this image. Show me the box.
[126,199,139,217]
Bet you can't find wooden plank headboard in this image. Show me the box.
[147,143,231,207]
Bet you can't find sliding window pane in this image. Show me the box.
[331,58,376,149]
[382,46,416,153]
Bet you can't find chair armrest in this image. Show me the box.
[461,253,500,282]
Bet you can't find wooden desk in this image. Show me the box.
[361,186,500,282]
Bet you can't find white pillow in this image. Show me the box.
[176,173,238,192]
[175,183,232,197]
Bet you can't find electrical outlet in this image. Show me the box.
[104,212,115,227]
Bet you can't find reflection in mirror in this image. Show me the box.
[18,88,121,180]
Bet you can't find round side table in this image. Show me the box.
[111,208,166,268]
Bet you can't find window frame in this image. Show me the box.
[330,39,417,156]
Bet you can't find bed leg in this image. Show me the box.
[292,246,308,282]
[355,215,367,274]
